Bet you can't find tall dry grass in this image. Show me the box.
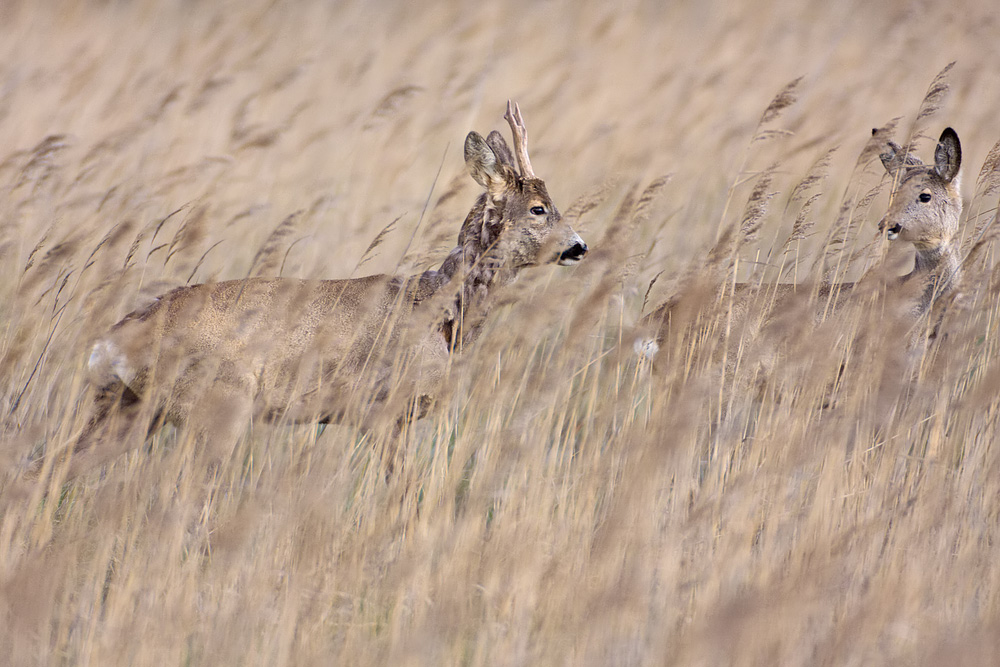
[3,0,1000,664]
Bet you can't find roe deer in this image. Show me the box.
[638,127,963,374]
[65,101,587,476]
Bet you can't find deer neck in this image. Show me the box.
[909,242,961,310]
[432,196,516,351]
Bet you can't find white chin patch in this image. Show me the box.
[887,230,899,240]
[557,256,582,266]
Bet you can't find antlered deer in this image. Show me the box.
[67,101,587,476]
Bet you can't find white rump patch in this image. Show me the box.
[633,336,660,361]
[88,339,132,383]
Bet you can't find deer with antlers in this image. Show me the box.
[61,102,587,477]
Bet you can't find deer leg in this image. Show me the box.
[20,382,154,484]
[182,375,256,477]
[69,382,163,477]
[378,393,437,479]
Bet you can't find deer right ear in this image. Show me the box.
[879,140,905,174]
[879,139,924,175]
[465,132,511,193]
[484,130,516,169]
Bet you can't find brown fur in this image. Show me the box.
[639,128,963,378]
[67,102,587,476]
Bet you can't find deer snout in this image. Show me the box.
[558,235,588,265]
[877,215,902,241]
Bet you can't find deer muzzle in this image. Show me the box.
[877,214,902,241]
[558,238,588,265]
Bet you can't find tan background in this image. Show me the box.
[2,1,999,664]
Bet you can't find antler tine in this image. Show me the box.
[503,99,536,179]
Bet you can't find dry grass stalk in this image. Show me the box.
[3,3,1000,665]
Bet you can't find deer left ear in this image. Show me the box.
[465,132,514,194]
[934,127,961,184]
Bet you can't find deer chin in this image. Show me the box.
[886,223,902,241]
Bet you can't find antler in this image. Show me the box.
[504,100,535,179]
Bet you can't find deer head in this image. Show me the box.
[878,127,962,254]
[460,101,587,272]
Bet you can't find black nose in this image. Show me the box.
[559,241,588,264]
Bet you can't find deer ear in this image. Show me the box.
[880,139,925,175]
[485,130,516,169]
[934,127,961,184]
[878,140,903,174]
[465,132,512,193]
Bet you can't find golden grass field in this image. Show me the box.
[3,0,1000,664]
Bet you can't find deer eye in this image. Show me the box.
[918,192,932,203]
[530,206,547,216]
